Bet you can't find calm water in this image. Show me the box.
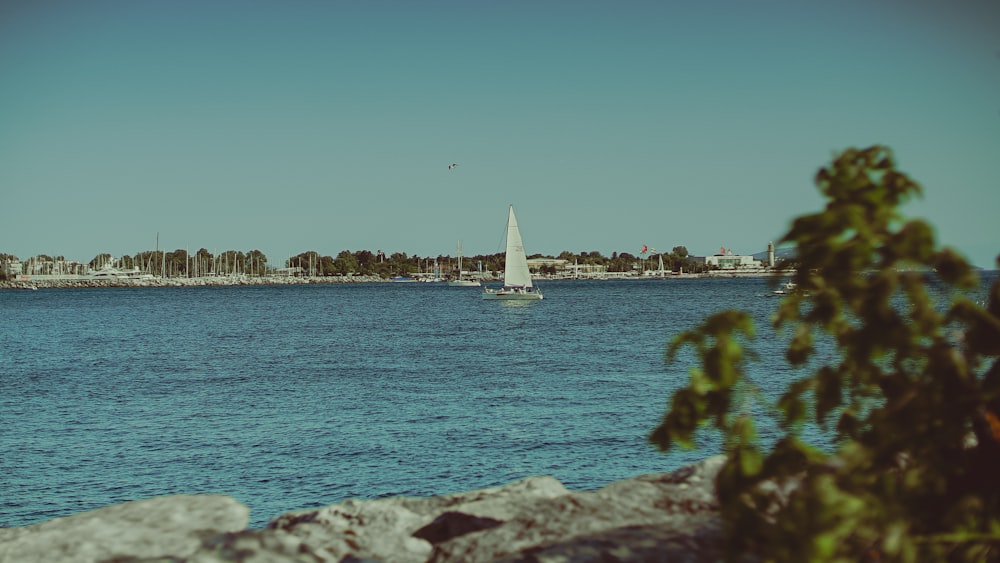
[1,275,993,528]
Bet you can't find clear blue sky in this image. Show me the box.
[2,1,997,267]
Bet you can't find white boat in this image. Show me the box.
[448,241,481,287]
[483,205,543,301]
[773,281,797,295]
[90,258,147,279]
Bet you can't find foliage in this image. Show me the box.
[385,252,413,277]
[332,250,359,276]
[538,263,558,276]
[608,252,638,273]
[649,146,1000,562]
[549,249,703,273]
[289,251,323,275]
[244,249,268,276]
[354,249,376,275]
[121,248,270,277]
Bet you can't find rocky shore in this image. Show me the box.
[1,272,779,291]
[0,456,727,562]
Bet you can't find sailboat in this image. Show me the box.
[448,241,481,287]
[483,205,543,300]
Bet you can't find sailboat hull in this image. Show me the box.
[482,287,543,300]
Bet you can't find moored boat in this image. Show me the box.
[448,241,481,287]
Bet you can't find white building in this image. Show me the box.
[703,249,762,270]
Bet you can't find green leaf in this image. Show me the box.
[815,366,844,424]
[934,247,976,288]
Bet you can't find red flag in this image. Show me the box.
[641,245,648,254]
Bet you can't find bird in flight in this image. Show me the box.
[448,163,458,170]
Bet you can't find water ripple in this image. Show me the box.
[2,275,994,527]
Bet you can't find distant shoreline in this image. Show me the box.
[0,270,793,290]
[6,269,995,291]
[0,275,384,290]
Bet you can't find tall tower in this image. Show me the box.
[768,241,775,268]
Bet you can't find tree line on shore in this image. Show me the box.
[1,245,709,279]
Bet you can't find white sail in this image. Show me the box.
[503,206,532,288]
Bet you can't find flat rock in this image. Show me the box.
[0,494,248,563]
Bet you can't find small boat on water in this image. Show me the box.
[483,205,543,301]
[773,281,797,295]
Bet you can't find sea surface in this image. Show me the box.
[2,274,995,529]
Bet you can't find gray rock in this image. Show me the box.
[429,455,726,562]
[495,518,724,563]
[263,475,571,563]
[0,457,729,562]
[248,456,726,562]
[0,494,248,563]
[184,528,333,563]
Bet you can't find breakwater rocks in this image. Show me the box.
[0,456,727,562]
[0,275,385,290]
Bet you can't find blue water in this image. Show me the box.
[1,275,993,528]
